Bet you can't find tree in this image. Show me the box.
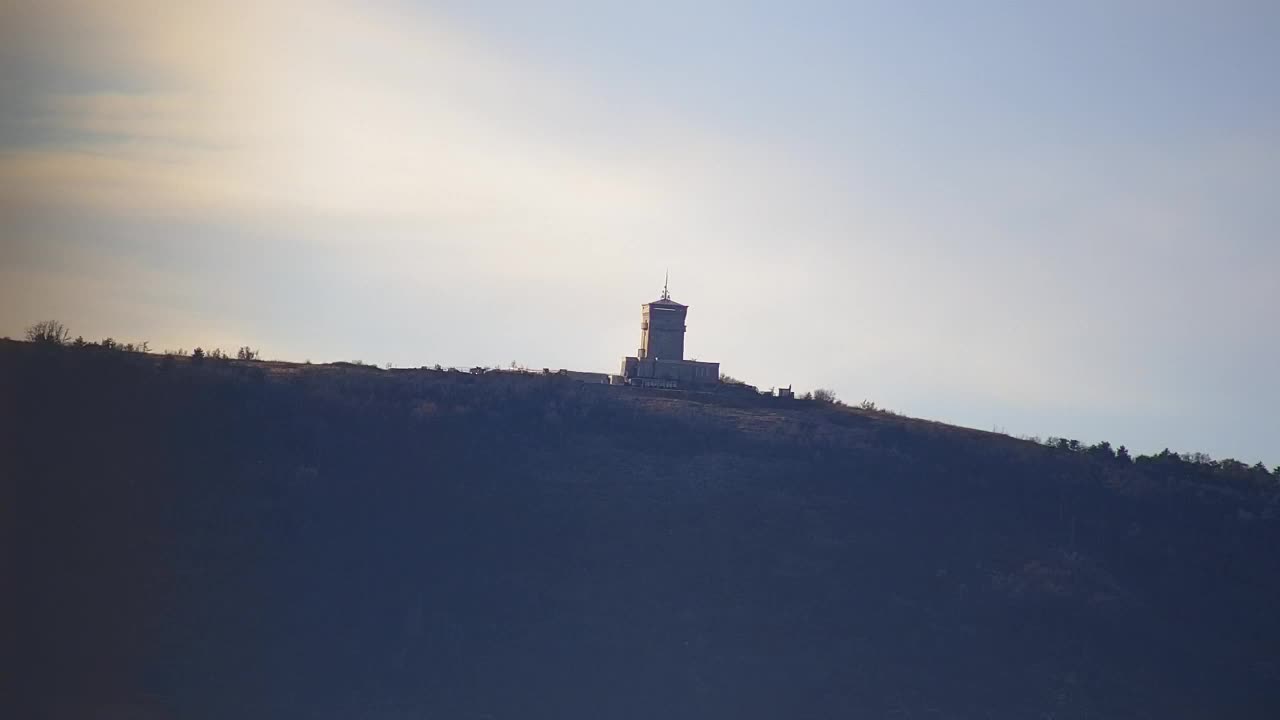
[237,346,259,361]
[1088,441,1117,461]
[192,347,205,364]
[25,320,70,345]
[812,388,838,404]
[1050,437,1084,453]
[1186,451,1213,465]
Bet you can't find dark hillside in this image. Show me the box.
[3,340,1278,719]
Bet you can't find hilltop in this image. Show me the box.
[3,339,1279,719]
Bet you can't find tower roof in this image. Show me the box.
[647,271,686,307]
[647,296,686,308]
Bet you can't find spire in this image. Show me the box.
[661,270,670,300]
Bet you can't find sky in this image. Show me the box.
[1,0,1277,465]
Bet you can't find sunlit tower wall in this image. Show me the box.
[638,293,687,360]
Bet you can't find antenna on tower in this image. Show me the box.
[662,269,670,300]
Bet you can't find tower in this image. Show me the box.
[620,274,719,387]
[638,274,687,360]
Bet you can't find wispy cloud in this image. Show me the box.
[0,1,707,224]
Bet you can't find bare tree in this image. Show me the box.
[25,320,70,345]
[812,388,838,404]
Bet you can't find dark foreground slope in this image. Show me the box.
[3,341,1278,719]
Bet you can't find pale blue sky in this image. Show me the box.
[1,1,1277,465]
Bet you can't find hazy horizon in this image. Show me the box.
[2,1,1277,466]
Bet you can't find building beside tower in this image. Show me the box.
[620,278,720,388]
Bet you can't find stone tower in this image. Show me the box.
[621,275,719,387]
[638,275,687,360]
